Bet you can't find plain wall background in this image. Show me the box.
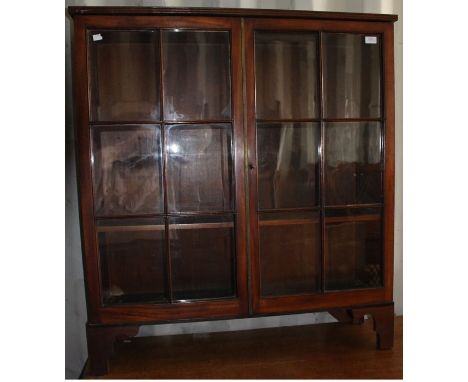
[65,0,403,378]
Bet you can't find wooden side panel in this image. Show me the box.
[382,23,395,301]
[73,17,102,322]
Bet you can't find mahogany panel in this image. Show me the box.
[72,17,102,321]
[99,299,243,324]
[382,24,395,301]
[256,288,387,315]
[243,18,391,34]
[74,15,237,30]
[68,7,398,22]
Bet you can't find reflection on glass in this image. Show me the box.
[97,218,167,304]
[259,212,321,296]
[257,123,320,209]
[325,122,382,206]
[169,215,236,300]
[255,32,319,119]
[163,31,231,121]
[323,33,381,118]
[166,124,233,212]
[92,125,163,216]
[88,30,160,122]
[325,209,382,290]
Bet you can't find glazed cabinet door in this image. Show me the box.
[74,16,247,323]
[245,19,394,314]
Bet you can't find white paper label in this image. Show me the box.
[365,36,377,44]
[92,33,103,42]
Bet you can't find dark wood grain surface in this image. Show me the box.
[82,316,403,379]
[68,6,398,22]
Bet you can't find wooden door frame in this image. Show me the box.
[72,15,248,325]
[243,18,395,315]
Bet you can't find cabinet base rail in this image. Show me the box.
[86,302,394,376]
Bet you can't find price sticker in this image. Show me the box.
[365,36,377,44]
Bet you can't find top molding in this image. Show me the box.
[68,6,398,22]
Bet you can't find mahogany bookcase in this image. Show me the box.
[68,6,397,376]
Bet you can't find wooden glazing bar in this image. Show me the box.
[95,213,165,220]
[89,120,162,125]
[323,117,383,122]
[258,207,320,213]
[259,218,320,227]
[159,29,173,304]
[324,203,383,209]
[240,18,253,316]
[168,222,234,230]
[166,210,236,216]
[96,225,165,232]
[94,211,237,221]
[318,31,326,294]
[324,214,381,224]
[162,119,233,125]
[256,118,321,123]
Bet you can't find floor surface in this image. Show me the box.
[83,315,403,379]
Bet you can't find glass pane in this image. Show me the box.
[324,122,382,206]
[323,33,381,118]
[92,125,163,216]
[88,30,160,122]
[259,212,321,296]
[255,32,319,119]
[169,215,236,300]
[324,209,383,290]
[162,31,231,121]
[97,218,167,304]
[166,124,233,212]
[257,122,320,210]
